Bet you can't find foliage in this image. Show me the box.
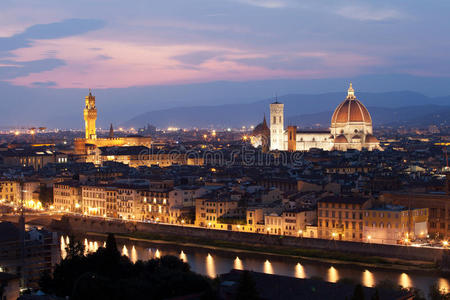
[40,234,214,300]
[351,284,365,300]
[236,271,259,300]
[217,217,246,225]
[370,288,380,300]
[39,184,53,205]
[429,283,450,300]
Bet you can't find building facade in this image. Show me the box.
[363,205,428,245]
[254,84,382,152]
[75,91,152,155]
[318,197,370,241]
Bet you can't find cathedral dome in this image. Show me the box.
[334,135,348,143]
[252,115,270,137]
[331,83,372,125]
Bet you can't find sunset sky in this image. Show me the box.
[1,0,449,89]
[1,0,450,128]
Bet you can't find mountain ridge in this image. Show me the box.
[123,91,450,129]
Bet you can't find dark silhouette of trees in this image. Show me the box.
[235,271,259,300]
[40,234,214,300]
[351,284,365,300]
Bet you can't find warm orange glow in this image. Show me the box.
[399,273,412,288]
[362,270,375,287]
[263,260,273,274]
[122,245,129,257]
[206,254,216,278]
[327,266,339,283]
[295,263,306,279]
[234,257,243,270]
[131,246,138,264]
[180,251,187,263]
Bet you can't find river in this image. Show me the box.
[60,235,449,295]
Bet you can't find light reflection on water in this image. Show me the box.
[327,266,339,283]
[234,257,243,270]
[206,254,216,278]
[131,246,138,264]
[295,263,306,279]
[263,260,274,274]
[438,278,450,293]
[61,236,448,293]
[399,273,413,289]
[122,245,129,257]
[362,270,375,287]
[180,251,187,263]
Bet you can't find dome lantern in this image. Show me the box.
[347,82,355,99]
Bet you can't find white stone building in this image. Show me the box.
[262,84,382,152]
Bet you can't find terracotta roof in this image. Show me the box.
[365,134,379,143]
[334,135,348,143]
[331,84,372,125]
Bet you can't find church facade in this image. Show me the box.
[74,91,152,155]
[252,84,381,152]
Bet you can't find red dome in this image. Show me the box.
[331,84,372,125]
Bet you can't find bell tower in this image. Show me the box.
[270,98,284,150]
[84,89,97,140]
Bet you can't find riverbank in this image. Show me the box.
[83,231,438,273]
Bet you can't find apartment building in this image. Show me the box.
[363,205,428,244]
[318,196,371,241]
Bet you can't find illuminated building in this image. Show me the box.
[75,90,152,155]
[363,205,428,244]
[318,196,370,241]
[0,148,67,170]
[0,180,21,205]
[250,115,270,152]
[53,182,82,213]
[255,84,382,152]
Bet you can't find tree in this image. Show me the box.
[236,271,259,300]
[351,284,365,300]
[428,283,449,300]
[40,234,213,300]
[370,288,380,300]
[39,184,53,206]
[65,235,85,259]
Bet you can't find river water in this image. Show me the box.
[60,235,449,295]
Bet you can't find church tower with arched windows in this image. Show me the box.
[270,100,284,150]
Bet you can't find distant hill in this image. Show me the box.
[288,105,450,128]
[124,91,450,128]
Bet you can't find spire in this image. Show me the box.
[347,82,355,99]
[109,123,114,138]
[263,113,267,125]
[89,88,92,96]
